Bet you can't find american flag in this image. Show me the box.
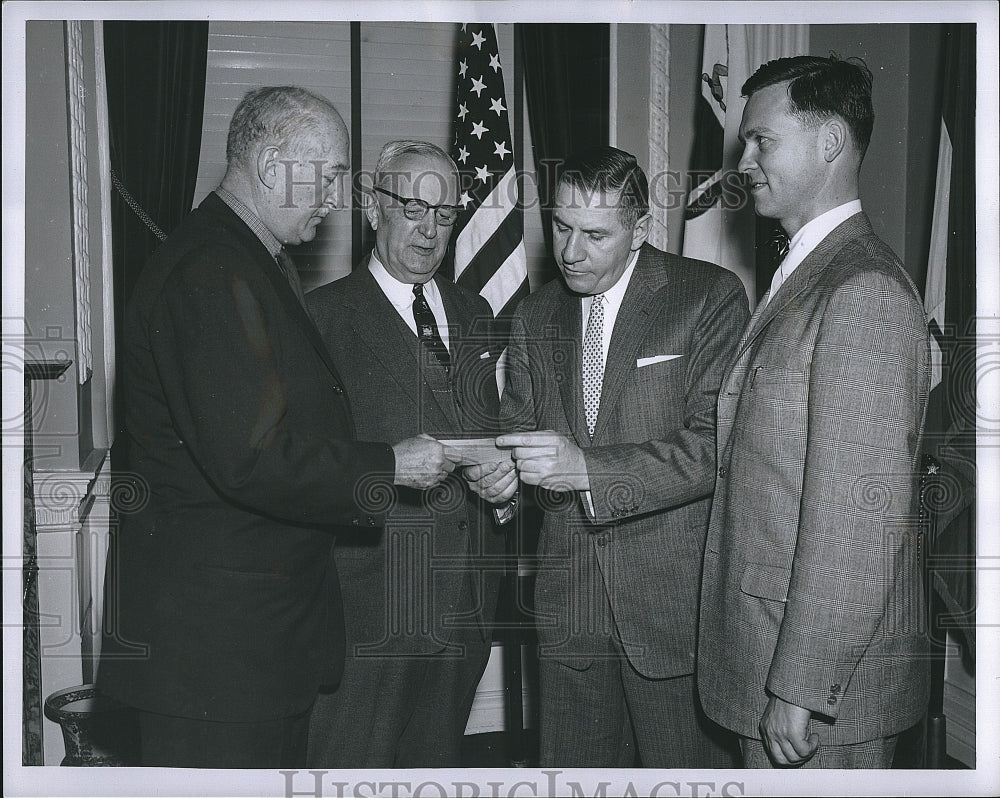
[452,23,529,338]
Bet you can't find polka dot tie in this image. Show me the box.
[583,294,605,438]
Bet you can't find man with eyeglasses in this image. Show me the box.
[305,140,510,767]
[96,89,455,768]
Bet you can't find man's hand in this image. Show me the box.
[392,434,459,489]
[463,461,519,504]
[759,695,819,766]
[496,431,589,492]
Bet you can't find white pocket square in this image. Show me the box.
[636,354,683,368]
[479,351,492,360]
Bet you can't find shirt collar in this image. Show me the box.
[215,187,283,259]
[587,247,640,310]
[786,200,863,257]
[369,250,442,310]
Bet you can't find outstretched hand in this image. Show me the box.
[496,430,589,492]
[463,460,518,504]
[392,434,459,489]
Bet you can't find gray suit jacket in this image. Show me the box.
[306,261,504,656]
[501,243,749,678]
[698,213,931,744]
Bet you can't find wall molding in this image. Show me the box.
[465,643,535,735]
[647,24,670,251]
[32,449,109,533]
[65,19,93,385]
[92,22,117,439]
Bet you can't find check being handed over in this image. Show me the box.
[438,438,514,467]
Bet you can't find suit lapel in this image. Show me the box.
[428,278,468,430]
[734,213,871,362]
[339,266,428,408]
[592,253,661,443]
[717,213,872,457]
[207,193,347,383]
[343,265,460,431]
[552,293,589,446]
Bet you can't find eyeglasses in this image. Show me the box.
[373,187,462,226]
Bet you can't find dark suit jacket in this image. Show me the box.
[98,193,395,723]
[501,243,749,678]
[306,262,504,655]
[698,213,931,744]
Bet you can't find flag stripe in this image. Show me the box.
[456,201,523,293]
[452,22,528,346]
[479,243,529,316]
[454,168,520,274]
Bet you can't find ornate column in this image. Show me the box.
[22,359,72,765]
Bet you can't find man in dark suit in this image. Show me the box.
[472,146,749,767]
[698,56,931,768]
[97,88,455,768]
[305,141,509,768]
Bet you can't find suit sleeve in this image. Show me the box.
[583,269,749,523]
[498,308,541,434]
[150,246,395,525]
[765,269,929,718]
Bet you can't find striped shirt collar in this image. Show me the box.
[215,187,283,259]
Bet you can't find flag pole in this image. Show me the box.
[501,21,528,768]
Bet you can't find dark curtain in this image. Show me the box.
[925,22,977,664]
[103,21,209,449]
[517,23,609,278]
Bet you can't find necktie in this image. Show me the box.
[412,282,451,375]
[276,249,306,306]
[583,294,605,438]
[770,228,790,263]
[759,229,790,310]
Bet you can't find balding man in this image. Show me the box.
[98,89,454,768]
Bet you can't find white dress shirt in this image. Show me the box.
[580,248,640,366]
[765,200,863,305]
[579,248,639,517]
[369,253,450,350]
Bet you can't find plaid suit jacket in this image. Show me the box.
[502,243,749,678]
[697,213,932,744]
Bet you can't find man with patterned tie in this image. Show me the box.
[305,140,512,767]
[98,89,454,768]
[698,55,931,768]
[472,146,749,767]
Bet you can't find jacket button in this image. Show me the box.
[458,521,468,530]
[827,696,837,706]
[596,536,606,547]
[367,516,376,526]
[718,467,728,478]
[831,683,841,693]
[351,518,359,526]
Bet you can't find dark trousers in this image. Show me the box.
[539,635,739,768]
[307,625,492,769]
[741,733,900,768]
[136,707,310,768]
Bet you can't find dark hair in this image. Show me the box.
[556,146,649,229]
[226,86,340,169]
[742,55,874,158]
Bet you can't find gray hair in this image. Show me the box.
[372,140,459,192]
[226,86,340,169]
